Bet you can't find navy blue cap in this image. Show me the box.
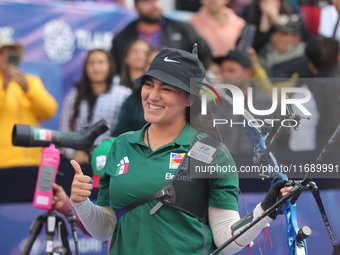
[135,48,206,96]
[273,14,303,35]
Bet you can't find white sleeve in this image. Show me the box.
[71,198,117,242]
[209,204,272,255]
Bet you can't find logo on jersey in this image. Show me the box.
[169,153,185,169]
[116,156,129,175]
[95,155,107,171]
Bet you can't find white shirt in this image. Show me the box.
[289,84,319,151]
[318,5,340,40]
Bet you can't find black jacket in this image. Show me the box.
[110,17,212,73]
[111,87,146,137]
[258,42,311,80]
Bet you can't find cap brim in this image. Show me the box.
[0,44,22,51]
[135,69,191,94]
[213,55,252,69]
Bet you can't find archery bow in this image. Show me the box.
[208,86,340,255]
[208,87,309,255]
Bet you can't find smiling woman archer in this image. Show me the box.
[69,47,292,255]
[141,76,193,150]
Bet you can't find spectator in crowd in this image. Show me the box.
[0,35,58,169]
[240,0,303,53]
[211,50,285,153]
[144,48,160,70]
[60,49,131,164]
[112,48,160,136]
[175,0,250,15]
[247,46,298,96]
[208,46,297,95]
[299,0,340,39]
[110,0,213,73]
[190,0,245,57]
[305,35,340,77]
[316,0,340,40]
[258,14,311,79]
[119,38,151,91]
[227,0,251,15]
[289,35,340,151]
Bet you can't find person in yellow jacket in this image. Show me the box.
[0,35,58,169]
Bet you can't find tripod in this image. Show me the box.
[22,208,72,255]
[12,121,110,255]
[21,144,79,255]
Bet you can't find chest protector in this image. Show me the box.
[115,136,222,225]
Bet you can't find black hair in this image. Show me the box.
[70,49,116,130]
[305,34,339,73]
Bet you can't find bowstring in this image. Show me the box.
[206,90,264,255]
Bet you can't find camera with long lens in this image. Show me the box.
[12,119,111,153]
[12,119,111,210]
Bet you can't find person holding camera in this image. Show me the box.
[0,35,58,170]
[69,47,292,255]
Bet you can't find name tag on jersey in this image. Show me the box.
[188,142,216,164]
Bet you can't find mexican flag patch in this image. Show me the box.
[116,156,129,175]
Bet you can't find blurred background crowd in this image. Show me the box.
[2,0,340,165]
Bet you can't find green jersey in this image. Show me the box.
[96,123,239,255]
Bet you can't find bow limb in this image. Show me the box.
[207,89,265,255]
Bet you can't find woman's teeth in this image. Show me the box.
[149,104,163,110]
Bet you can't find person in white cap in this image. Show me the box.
[0,35,58,170]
